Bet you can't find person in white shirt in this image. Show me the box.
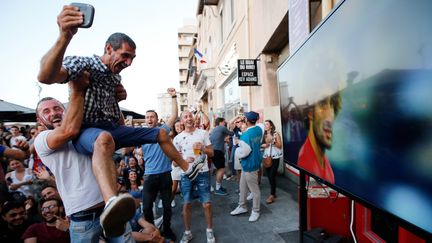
[173,111,215,243]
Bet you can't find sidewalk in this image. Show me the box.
[162,171,300,243]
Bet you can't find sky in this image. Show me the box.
[0,0,197,115]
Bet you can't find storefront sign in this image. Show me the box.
[237,59,259,86]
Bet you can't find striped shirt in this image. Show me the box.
[63,55,122,124]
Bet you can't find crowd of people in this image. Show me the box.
[0,109,283,243]
[0,4,284,243]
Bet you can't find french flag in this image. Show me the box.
[194,48,207,64]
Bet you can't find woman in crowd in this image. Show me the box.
[229,115,245,181]
[126,169,142,199]
[262,119,283,204]
[123,155,144,185]
[169,119,184,208]
[5,159,35,198]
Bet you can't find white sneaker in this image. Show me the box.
[154,216,163,229]
[180,231,193,243]
[100,194,136,238]
[206,230,216,243]
[171,199,176,208]
[249,211,260,222]
[230,205,248,215]
[157,199,163,209]
[247,192,253,201]
[210,185,215,192]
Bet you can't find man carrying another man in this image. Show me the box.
[36,4,205,239]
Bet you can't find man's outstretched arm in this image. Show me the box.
[38,5,83,84]
[0,141,30,160]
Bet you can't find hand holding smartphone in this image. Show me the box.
[70,2,95,28]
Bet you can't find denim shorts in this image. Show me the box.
[74,124,160,155]
[180,171,211,203]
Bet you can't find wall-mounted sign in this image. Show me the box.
[237,59,259,86]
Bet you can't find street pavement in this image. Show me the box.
[156,171,300,243]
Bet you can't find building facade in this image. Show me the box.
[179,0,339,130]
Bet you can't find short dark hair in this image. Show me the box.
[105,33,136,53]
[40,184,58,196]
[215,117,225,126]
[146,110,159,119]
[1,201,24,215]
[35,97,64,117]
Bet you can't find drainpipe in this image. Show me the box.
[246,0,252,111]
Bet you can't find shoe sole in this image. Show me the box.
[100,194,136,238]
[230,210,248,216]
[185,155,206,181]
[188,162,205,181]
[214,192,228,196]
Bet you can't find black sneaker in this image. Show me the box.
[185,154,206,181]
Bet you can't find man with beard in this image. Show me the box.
[173,111,215,243]
[37,5,205,238]
[21,198,70,243]
[34,75,133,242]
[0,200,30,243]
[298,93,342,184]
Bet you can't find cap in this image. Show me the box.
[244,111,259,122]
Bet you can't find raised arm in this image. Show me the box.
[37,5,83,84]
[166,87,178,127]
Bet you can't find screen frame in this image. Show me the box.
[279,0,432,239]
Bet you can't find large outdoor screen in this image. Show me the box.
[279,0,432,234]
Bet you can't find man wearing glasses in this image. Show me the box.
[22,198,70,242]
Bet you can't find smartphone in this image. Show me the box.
[70,2,95,28]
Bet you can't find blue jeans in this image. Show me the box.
[70,216,135,243]
[180,172,211,203]
[74,123,160,155]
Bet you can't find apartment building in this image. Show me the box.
[180,0,339,129]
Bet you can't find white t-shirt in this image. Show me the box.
[173,129,211,173]
[34,130,103,216]
[10,135,27,148]
[9,169,34,197]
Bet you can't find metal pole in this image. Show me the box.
[299,170,308,242]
